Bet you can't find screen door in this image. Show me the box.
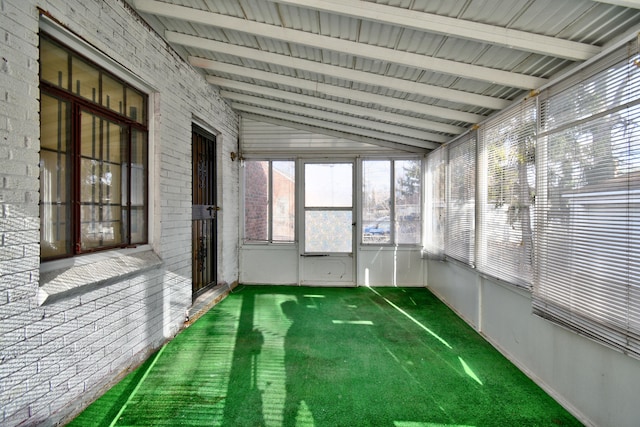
[300,161,355,286]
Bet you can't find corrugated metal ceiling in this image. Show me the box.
[127,0,640,152]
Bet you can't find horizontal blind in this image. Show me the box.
[534,40,640,359]
[445,133,476,265]
[478,98,536,288]
[424,146,446,257]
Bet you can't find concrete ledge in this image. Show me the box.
[186,281,238,325]
[38,250,163,305]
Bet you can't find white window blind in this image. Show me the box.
[424,147,446,257]
[478,98,536,288]
[445,133,476,265]
[534,41,640,359]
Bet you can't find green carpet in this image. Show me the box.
[68,286,582,426]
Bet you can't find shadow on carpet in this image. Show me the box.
[68,286,583,426]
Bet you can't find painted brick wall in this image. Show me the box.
[0,1,240,425]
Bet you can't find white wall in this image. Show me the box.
[0,1,239,425]
[425,258,640,427]
[240,245,299,285]
[358,246,423,287]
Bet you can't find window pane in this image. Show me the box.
[40,94,69,151]
[425,148,446,256]
[102,74,125,115]
[81,206,122,250]
[40,37,69,90]
[40,149,71,258]
[40,94,72,258]
[272,161,295,241]
[79,112,125,250]
[305,163,352,208]
[129,129,148,244]
[479,100,536,286]
[71,56,99,103]
[362,160,391,244]
[126,87,146,124]
[305,210,352,253]
[446,136,476,264]
[395,160,421,244]
[244,161,269,241]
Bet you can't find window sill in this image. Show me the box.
[38,246,163,306]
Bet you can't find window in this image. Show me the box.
[243,160,295,243]
[477,99,536,288]
[39,35,148,260]
[362,159,421,245]
[424,148,446,257]
[445,134,476,265]
[533,42,640,359]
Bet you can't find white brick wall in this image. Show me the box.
[0,1,240,425]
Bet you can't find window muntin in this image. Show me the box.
[39,35,148,260]
[362,159,421,245]
[243,160,295,243]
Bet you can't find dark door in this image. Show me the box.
[192,124,218,299]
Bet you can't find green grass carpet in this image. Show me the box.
[68,286,583,426]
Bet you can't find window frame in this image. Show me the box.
[242,158,296,244]
[360,157,423,246]
[39,32,150,261]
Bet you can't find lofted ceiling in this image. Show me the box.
[126,0,640,153]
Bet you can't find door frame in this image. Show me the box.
[191,123,219,300]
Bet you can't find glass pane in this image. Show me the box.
[128,207,147,244]
[305,163,352,207]
[102,74,125,115]
[79,112,125,250]
[244,161,269,241]
[40,93,72,259]
[130,129,148,207]
[126,87,146,124]
[40,201,71,258]
[81,206,123,249]
[40,94,69,151]
[103,119,123,163]
[40,38,69,89]
[40,149,71,258]
[362,160,391,244]
[71,56,100,102]
[395,160,421,244]
[272,161,295,241]
[305,210,352,253]
[128,129,147,244]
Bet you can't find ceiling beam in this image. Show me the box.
[211,77,465,134]
[233,104,440,150]
[593,0,640,8]
[195,58,486,122]
[224,91,448,143]
[273,0,601,61]
[241,113,425,154]
[177,33,509,111]
[133,0,547,89]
